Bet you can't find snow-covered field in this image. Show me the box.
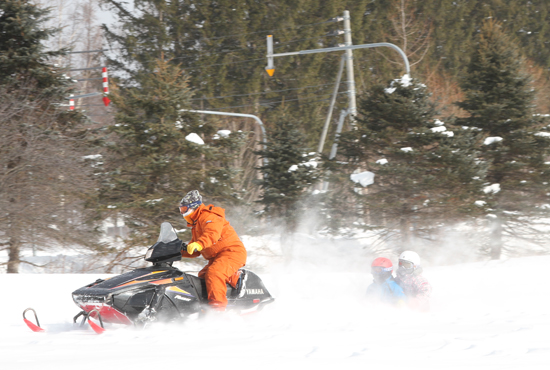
[3,250,550,369]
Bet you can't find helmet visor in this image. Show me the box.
[399,260,414,270]
[371,266,392,274]
[179,200,201,215]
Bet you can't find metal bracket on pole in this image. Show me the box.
[64,92,101,100]
[266,42,410,76]
[180,109,268,166]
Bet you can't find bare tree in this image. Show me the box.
[377,0,432,70]
[0,84,103,273]
[35,0,110,122]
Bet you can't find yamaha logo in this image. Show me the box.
[246,289,264,295]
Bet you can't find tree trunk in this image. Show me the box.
[7,238,20,273]
[400,215,410,246]
[489,214,503,260]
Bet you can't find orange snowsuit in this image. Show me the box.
[181,203,247,309]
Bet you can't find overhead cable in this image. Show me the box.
[190,83,337,101]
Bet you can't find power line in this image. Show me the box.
[101,19,336,56]
[103,31,341,62]
[181,57,265,71]
[191,83,338,101]
[273,34,339,50]
[197,19,333,41]
[198,91,346,111]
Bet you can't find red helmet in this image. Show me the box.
[371,257,393,283]
[371,257,393,271]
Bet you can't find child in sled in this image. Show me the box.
[366,257,406,306]
[395,250,432,312]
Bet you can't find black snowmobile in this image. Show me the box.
[70,222,274,327]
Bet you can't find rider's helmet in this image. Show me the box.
[398,250,420,275]
[179,190,202,217]
[371,257,393,283]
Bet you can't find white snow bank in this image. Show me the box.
[3,255,550,369]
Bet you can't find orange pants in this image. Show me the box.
[198,247,246,309]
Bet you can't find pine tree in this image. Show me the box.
[334,75,486,247]
[99,1,248,259]
[256,107,321,233]
[0,0,101,273]
[455,20,550,259]
[0,0,68,97]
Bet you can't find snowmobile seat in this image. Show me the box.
[185,269,245,300]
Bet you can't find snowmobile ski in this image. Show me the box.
[23,308,44,332]
[23,307,105,334]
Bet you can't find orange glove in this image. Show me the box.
[187,242,203,255]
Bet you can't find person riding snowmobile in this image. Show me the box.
[179,190,247,311]
[395,251,432,312]
[366,257,406,306]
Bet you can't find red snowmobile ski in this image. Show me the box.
[23,307,105,334]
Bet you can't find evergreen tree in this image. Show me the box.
[256,107,321,233]
[455,20,550,259]
[334,75,486,247]
[99,1,248,258]
[0,0,101,273]
[0,0,68,97]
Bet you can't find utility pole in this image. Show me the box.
[343,10,357,120]
[265,12,410,155]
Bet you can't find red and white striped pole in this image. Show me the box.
[69,94,74,111]
[102,67,111,106]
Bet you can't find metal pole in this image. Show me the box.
[343,10,357,121]
[64,92,101,100]
[317,54,345,154]
[329,109,349,160]
[180,109,268,165]
[67,49,108,54]
[268,43,410,75]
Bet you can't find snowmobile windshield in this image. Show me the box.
[157,222,178,243]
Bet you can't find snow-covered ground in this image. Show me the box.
[3,251,550,369]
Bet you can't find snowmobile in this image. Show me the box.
[24,222,274,333]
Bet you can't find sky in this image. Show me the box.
[3,249,550,370]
